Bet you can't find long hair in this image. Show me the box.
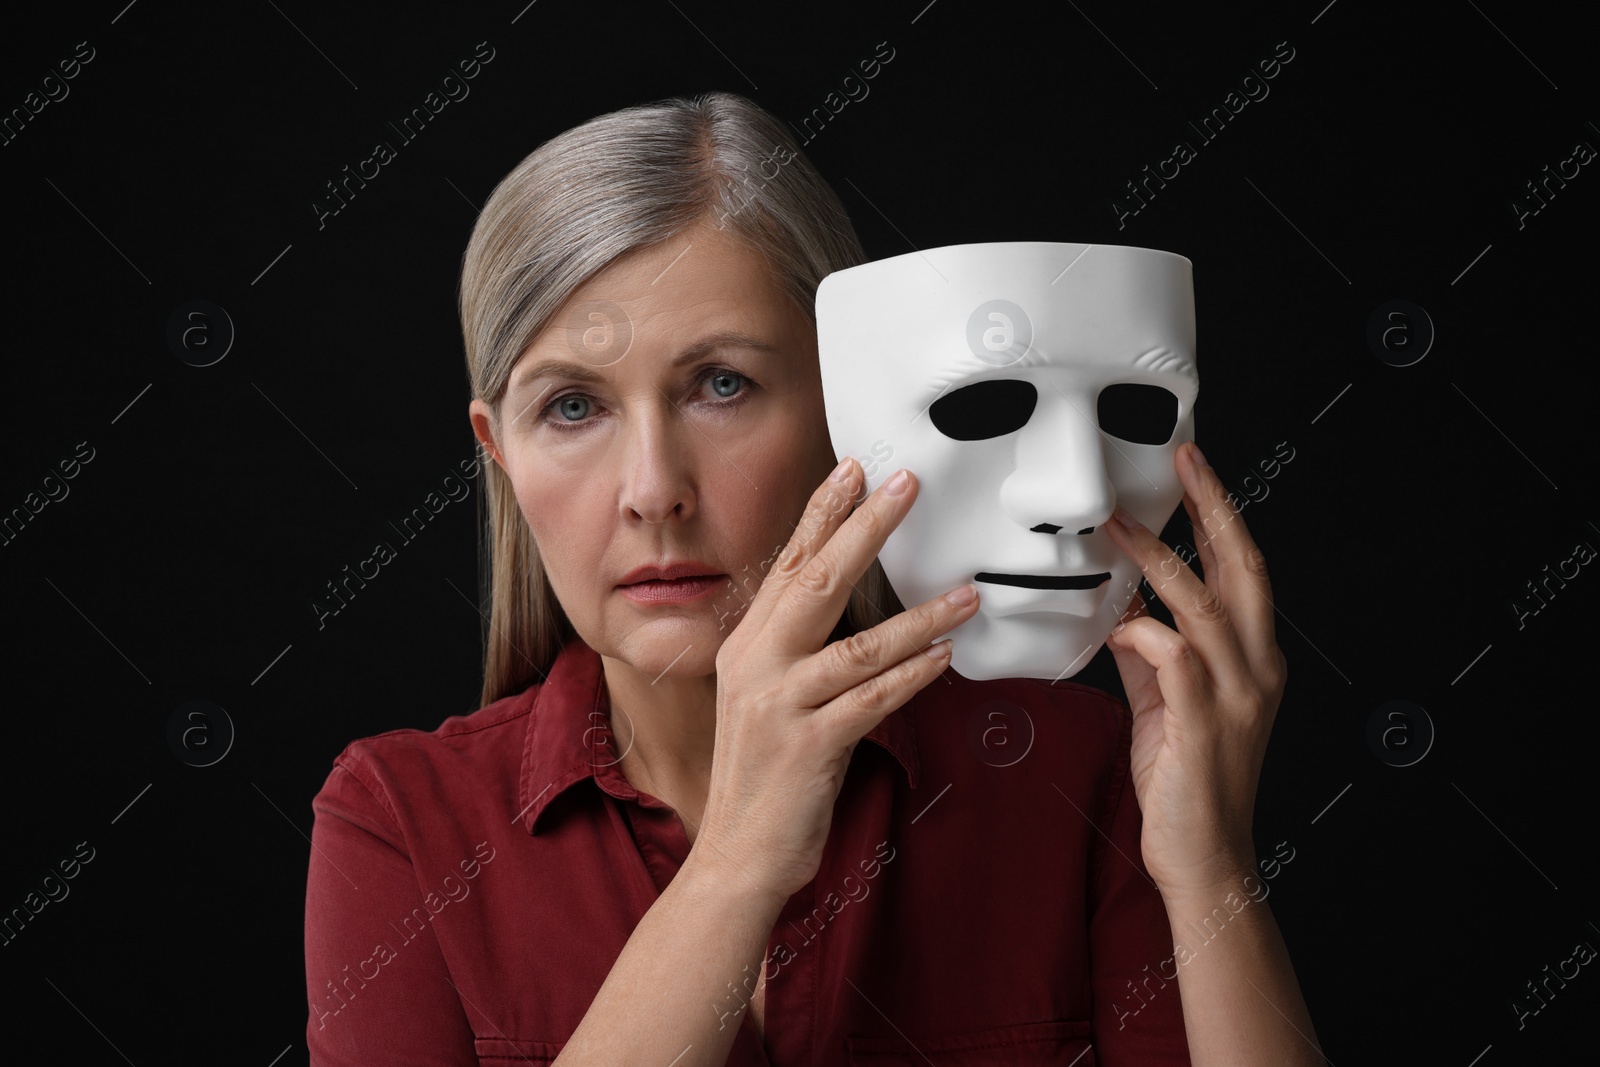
[458,91,904,707]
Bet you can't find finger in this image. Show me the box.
[816,636,953,742]
[738,456,867,634]
[1106,497,1250,689]
[767,467,922,654]
[1116,588,1149,627]
[789,581,980,708]
[1179,485,1220,592]
[1104,615,1211,724]
[1105,597,1161,705]
[1177,442,1278,665]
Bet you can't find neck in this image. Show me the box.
[599,652,719,840]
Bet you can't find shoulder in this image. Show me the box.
[315,686,540,834]
[335,687,537,768]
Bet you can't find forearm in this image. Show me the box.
[555,852,781,1066]
[1161,874,1325,1066]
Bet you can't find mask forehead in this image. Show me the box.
[818,242,1196,470]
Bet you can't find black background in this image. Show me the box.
[2,1,1597,1063]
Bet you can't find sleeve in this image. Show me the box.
[1085,704,1193,1065]
[305,756,479,1067]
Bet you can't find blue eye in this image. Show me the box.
[538,367,756,433]
[708,371,744,398]
[555,396,591,422]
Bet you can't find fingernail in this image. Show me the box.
[944,583,976,606]
[926,639,953,661]
[884,469,910,495]
[1111,505,1143,529]
[829,457,853,482]
[1189,442,1211,470]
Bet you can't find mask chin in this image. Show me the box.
[956,616,1100,682]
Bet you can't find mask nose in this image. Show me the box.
[997,389,1115,534]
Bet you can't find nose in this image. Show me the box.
[997,388,1115,534]
[616,399,697,524]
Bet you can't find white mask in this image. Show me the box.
[816,242,1198,682]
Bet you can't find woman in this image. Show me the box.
[304,91,1321,1066]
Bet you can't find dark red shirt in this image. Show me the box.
[304,636,1192,1065]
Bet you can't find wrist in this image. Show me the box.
[679,845,790,918]
[1154,848,1258,910]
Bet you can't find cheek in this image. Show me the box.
[724,440,820,567]
[514,461,602,571]
[715,476,788,570]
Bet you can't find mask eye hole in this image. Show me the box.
[929,379,1038,441]
[1098,383,1180,445]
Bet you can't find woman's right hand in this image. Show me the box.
[691,458,981,908]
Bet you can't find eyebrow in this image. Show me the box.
[510,330,782,396]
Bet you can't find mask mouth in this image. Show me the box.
[974,571,1111,591]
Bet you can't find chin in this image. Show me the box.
[615,619,725,678]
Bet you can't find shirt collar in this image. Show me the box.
[518,636,921,835]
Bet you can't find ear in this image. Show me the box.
[467,398,506,470]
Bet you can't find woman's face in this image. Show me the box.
[469,215,840,679]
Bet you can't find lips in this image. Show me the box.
[618,560,721,586]
[974,571,1111,590]
[621,575,723,603]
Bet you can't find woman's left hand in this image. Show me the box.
[1101,440,1288,901]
